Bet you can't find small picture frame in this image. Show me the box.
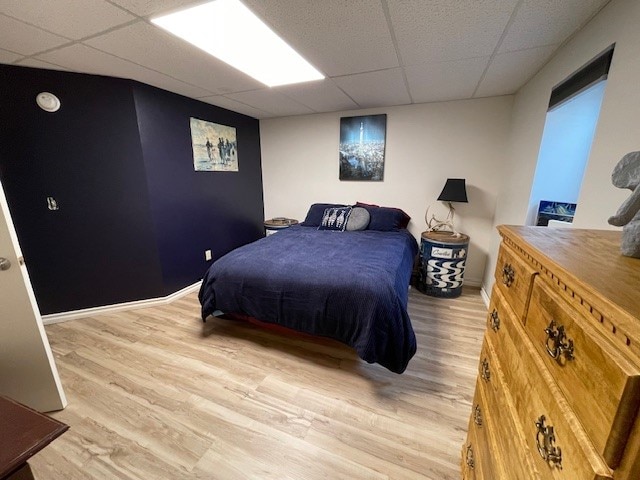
[536,200,577,226]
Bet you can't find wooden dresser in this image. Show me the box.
[462,225,640,479]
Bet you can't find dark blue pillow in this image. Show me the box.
[301,203,347,227]
[355,202,411,231]
[318,207,352,231]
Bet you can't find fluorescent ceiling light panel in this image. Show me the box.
[151,0,324,87]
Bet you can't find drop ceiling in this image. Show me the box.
[0,0,610,119]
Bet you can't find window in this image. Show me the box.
[526,45,615,226]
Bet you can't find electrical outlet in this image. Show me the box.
[205,249,212,261]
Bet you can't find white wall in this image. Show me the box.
[260,96,513,286]
[484,0,640,292]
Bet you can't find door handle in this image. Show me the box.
[0,257,11,271]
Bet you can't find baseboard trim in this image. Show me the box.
[464,278,482,288]
[480,284,490,307]
[42,281,202,325]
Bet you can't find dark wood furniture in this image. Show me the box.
[0,396,68,480]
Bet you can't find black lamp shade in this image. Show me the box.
[437,178,468,203]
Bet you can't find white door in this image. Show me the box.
[0,179,66,412]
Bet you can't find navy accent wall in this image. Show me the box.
[0,64,264,314]
[132,83,264,295]
[0,65,164,314]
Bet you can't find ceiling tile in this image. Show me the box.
[475,45,557,97]
[14,58,69,71]
[226,90,315,117]
[332,69,411,108]
[0,0,135,40]
[0,0,613,117]
[197,96,269,119]
[37,44,213,98]
[500,0,610,53]
[0,14,68,55]
[110,0,204,17]
[275,80,359,113]
[405,57,489,103]
[85,22,263,95]
[388,0,518,65]
[0,48,23,63]
[243,0,398,76]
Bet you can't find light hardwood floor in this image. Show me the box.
[31,287,486,479]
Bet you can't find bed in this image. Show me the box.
[198,203,419,374]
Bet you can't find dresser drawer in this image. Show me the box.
[462,431,477,480]
[494,244,537,322]
[467,378,500,479]
[485,284,515,337]
[525,277,640,467]
[479,334,541,479]
[489,306,613,479]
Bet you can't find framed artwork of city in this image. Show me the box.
[339,114,386,181]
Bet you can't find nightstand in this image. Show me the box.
[417,230,469,298]
[264,217,298,236]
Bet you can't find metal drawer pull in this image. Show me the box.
[535,415,563,469]
[473,404,483,426]
[502,263,515,287]
[466,444,475,469]
[489,308,500,332]
[544,320,575,363]
[480,358,491,382]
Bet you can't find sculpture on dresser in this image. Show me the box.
[608,151,640,258]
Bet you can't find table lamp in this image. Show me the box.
[426,178,468,235]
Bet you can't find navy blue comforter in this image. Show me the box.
[198,225,418,373]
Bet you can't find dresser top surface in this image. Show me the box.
[0,395,68,477]
[499,225,640,324]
